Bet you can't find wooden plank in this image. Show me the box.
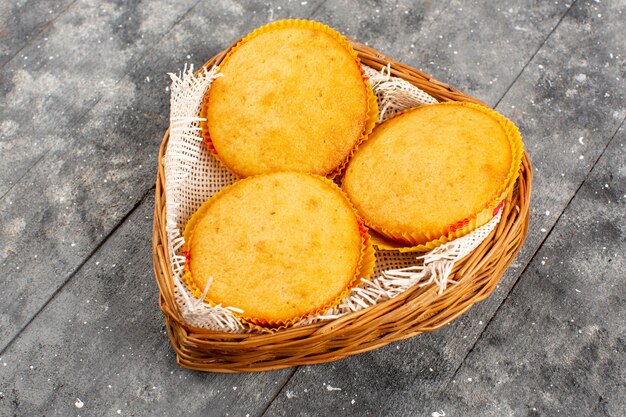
[0,194,295,417]
[411,0,576,107]
[0,2,463,415]
[0,0,200,198]
[0,0,330,353]
[427,123,625,416]
[0,0,76,68]
[261,0,626,415]
[315,0,571,107]
[0,1,621,416]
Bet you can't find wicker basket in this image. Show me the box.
[152,41,533,373]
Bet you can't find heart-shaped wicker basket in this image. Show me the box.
[152,41,532,373]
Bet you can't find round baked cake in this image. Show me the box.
[201,20,377,178]
[342,102,523,251]
[182,172,373,327]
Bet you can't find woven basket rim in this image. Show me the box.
[152,39,533,372]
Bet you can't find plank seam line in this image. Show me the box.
[447,115,625,386]
[0,0,79,71]
[0,186,154,356]
[424,0,454,33]
[308,0,330,19]
[0,148,50,201]
[258,367,300,417]
[446,0,581,382]
[493,0,578,109]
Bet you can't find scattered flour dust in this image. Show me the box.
[324,383,341,391]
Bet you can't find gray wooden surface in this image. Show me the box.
[0,1,623,416]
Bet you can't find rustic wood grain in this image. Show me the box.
[0,0,328,353]
[0,0,623,415]
[429,122,625,416]
[0,195,296,417]
[261,0,625,415]
[0,0,201,198]
[311,0,573,107]
[0,0,76,68]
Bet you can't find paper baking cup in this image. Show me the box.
[181,174,376,331]
[198,19,379,179]
[363,102,524,253]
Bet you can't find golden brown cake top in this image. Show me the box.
[202,20,377,178]
[183,172,370,327]
[343,102,522,250]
